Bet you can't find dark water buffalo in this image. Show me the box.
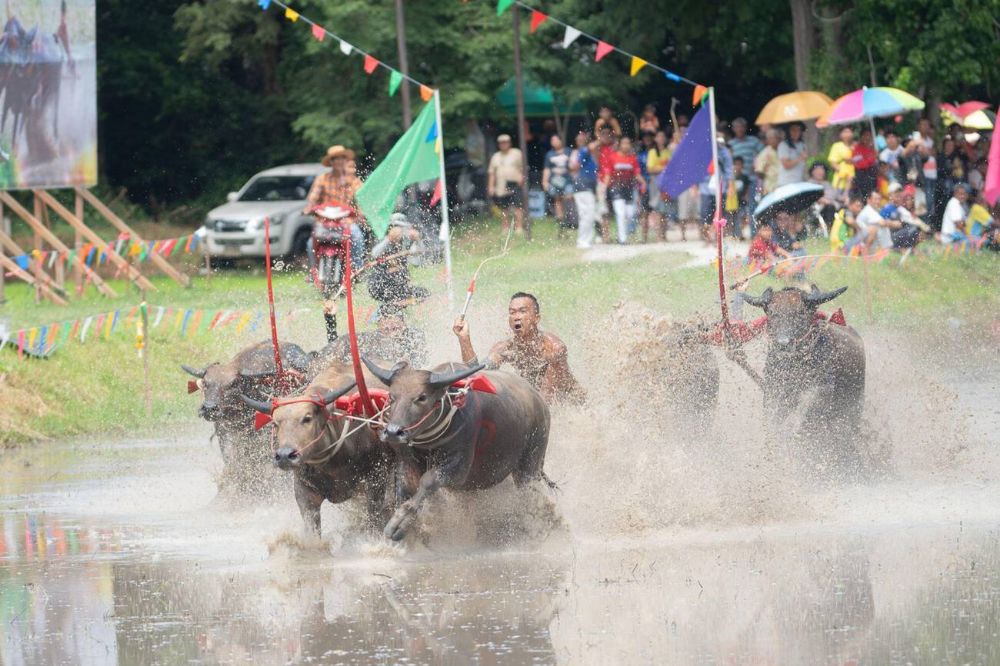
[182,341,312,494]
[239,361,394,536]
[743,285,866,473]
[363,358,551,542]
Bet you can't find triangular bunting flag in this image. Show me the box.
[363,55,379,74]
[311,24,325,41]
[497,0,516,16]
[630,56,647,76]
[389,70,403,97]
[530,10,547,33]
[257,0,270,9]
[339,39,352,55]
[562,26,581,48]
[284,7,298,21]
[664,71,682,83]
[430,179,443,207]
[595,41,614,62]
[419,85,434,102]
[692,84,708,106]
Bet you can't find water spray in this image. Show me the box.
[458,222,517,322]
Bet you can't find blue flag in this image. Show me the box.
[658,104,712,198]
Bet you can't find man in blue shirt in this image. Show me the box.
[570,131,599,249]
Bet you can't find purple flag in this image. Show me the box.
[658,104,712,198]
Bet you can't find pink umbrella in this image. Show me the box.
[941,101,990,120]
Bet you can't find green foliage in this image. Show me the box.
[95,0,996,218]
[811,0,1000,100]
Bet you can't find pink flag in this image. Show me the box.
[430,180,443,207]
[595,41,614,62]
[985,107,1000,206]
[311,24,325,42]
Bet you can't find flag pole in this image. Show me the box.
[433,89,455,309]
[708,87,729,327]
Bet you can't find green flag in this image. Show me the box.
[356,101,440,238]
[388,70,403,97]
[497,0,516,16]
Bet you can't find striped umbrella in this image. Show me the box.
[816,86,925,129]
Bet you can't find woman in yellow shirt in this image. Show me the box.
[828,127,856,195]
[644,130,672,242]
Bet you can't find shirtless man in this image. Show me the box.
[452,292,586,404]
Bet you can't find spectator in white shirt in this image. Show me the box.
[940,183,971,244]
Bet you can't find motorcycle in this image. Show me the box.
[309,202,355,298]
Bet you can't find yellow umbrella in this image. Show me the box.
[755,91,834,125]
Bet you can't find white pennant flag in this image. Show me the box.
[80,316,93,342]
[339,39,352,55]
[153,306,166,328]
[562,26,582,48]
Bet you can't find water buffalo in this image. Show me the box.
[182,340,312,494]
[742,285,865,474]
[363,358,551,542]
[239,361,394,537]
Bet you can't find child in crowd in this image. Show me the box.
[748,223,778,264]
[728,156,752,239]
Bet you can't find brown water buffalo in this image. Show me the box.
[239,361,394,537]
[363,358,551,542]
[742,284,866,474]
[182,341,312,494]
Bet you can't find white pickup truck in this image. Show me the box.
[196,163,325,259]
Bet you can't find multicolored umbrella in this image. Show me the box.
[755,91,834,125]
[816,87,925,128]
[941,101,990,123]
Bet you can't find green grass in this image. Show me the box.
[2,216,999,446]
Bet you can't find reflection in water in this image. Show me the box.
[3,514,1000,664]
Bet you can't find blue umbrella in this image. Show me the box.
[754,182,825,221]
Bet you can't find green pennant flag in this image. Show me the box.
[389,70,403,97]
[355,102,441,238]
[497,0,516,16]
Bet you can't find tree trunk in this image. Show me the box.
[790,0,814,90]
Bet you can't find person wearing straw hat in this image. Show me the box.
[306,145,367,266]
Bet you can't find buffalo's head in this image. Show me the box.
[362,357,483,446]
[239,380,356,470]
[743,284,847,349]
[182,362,279,421]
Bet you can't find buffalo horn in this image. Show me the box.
[741,287,773,309]
[239,368,276,379]
[180,364,207,379]
[322,380,358,405]
[428,363,486,390]
[238,394,273,415]
[362,356,407,385]
[803,285,848,306]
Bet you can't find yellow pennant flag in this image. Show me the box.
[235,311,252,334]
[629,56,647,77]
[285,7,299,21]
[27,327,37,350]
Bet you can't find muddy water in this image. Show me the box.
[4,347,1000,665]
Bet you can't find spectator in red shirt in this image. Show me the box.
[601,136,645,244]
[851,127,879,198]
[748,223,778,264]
[594,126,618,243]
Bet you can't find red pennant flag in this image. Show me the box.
[311,24,325,41]
[364,55,379,74]
[430,179,443,207]
[530,10,547,33]
[595,41,614,62]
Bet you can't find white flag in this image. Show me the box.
[339,39,352,55]
[153,306,166,328]
[562,26,582,48]
[80,317,93,342]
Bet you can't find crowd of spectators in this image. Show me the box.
[483,103,997,255]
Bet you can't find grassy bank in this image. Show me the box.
[2,218,999,446]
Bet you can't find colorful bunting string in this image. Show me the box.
[501,0,704,90]
[4,233,202,272]
[0,305,314,360]
[262,0,437,98]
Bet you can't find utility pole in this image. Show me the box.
[511,8,530,239]
[394,0,412,129]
